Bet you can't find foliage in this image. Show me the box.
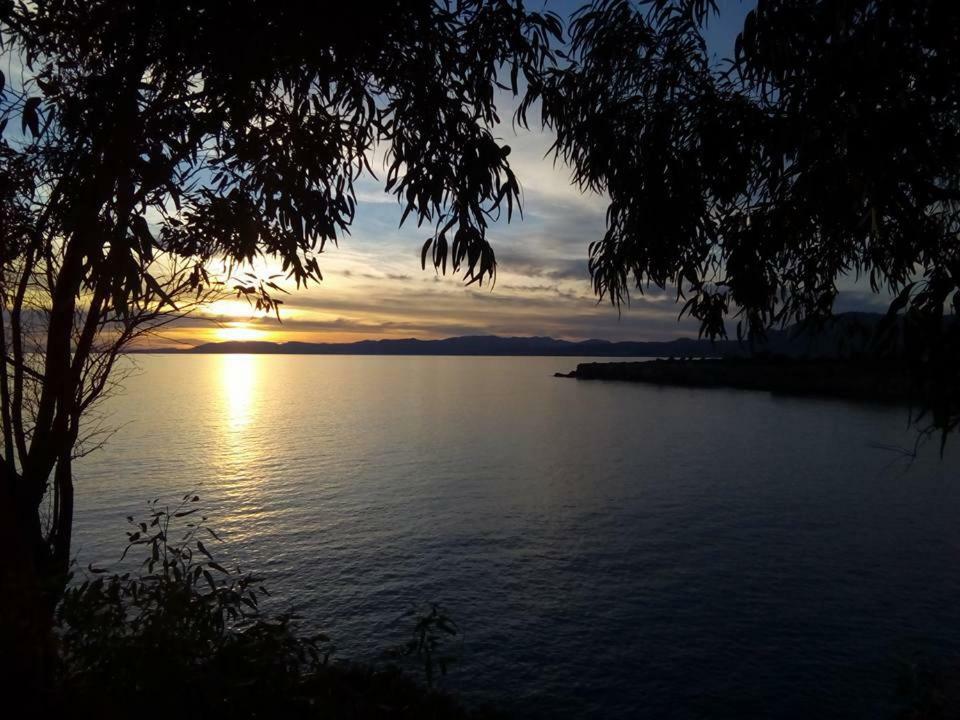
[520,0,960,437]
[3,0,959,686]
[53,497,493,719]
[526,0,959,337]
[0,0,562,620]
[384,603,463,689]
[55,495,329,712]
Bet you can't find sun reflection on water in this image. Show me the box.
[220,354,258,432]
[215,354,268,534]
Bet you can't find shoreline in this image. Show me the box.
[555,357,913,405]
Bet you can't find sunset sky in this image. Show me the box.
[158,1,887,348]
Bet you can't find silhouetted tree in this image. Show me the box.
[0,0,560,686]
[520,0,959,439]
[2,0,957,692]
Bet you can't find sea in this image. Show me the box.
[72,354,960,718]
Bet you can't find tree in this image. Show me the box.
[521,0,959,439]
[3,0,957,690]
[0,0,561,685]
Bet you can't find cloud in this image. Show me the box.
[257,274,701,340]
[160,37,907,348]
[496,251,589,282]
[340,269,411,282]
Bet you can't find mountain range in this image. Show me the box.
[141,312,897,358]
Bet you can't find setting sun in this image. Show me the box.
[215,325,266,343]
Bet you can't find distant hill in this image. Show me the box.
[135,312,916,358]
[160,335,728,357]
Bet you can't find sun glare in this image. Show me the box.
[216,325,266,343]
[206,299,270,318]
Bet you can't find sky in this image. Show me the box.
[158,1,886,348]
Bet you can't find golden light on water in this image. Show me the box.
[219,354,258,431]
[214,354,266,527]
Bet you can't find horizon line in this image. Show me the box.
[128,332,724,355]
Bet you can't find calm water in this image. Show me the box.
[73,355,960,719]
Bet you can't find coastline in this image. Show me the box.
[555,357,912,405]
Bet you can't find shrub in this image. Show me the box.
[51,496,497,719]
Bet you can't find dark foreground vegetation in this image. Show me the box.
[46,496,960,720]
[2,0,959,710]
[558,357,912,405]
[46,498,495,720]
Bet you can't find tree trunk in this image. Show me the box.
[50,453,74,582]
[0,480,54,696]
[1,244,82,691]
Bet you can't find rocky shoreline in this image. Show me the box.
[555,358,913,405]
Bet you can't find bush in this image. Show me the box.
[51,496,498,720]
